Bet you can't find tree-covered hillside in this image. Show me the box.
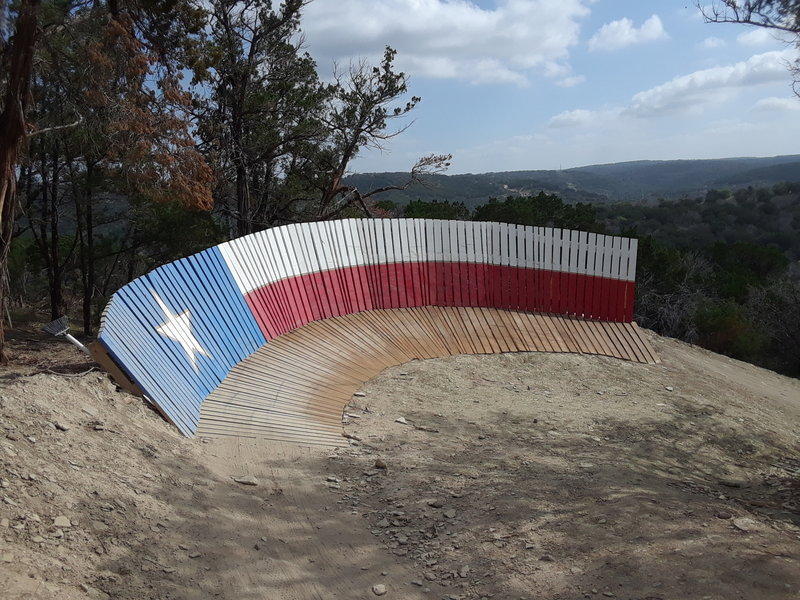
[345,155,800,207]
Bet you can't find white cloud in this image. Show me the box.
[626,50,796,117]
[587,14,668,52]
[548,107,620,128]
[549,108,596,128]
[302,0,592,86]
[556,75,586,88]
[737,28,777,46]
[751,96,800,113]
[702,36,725,49]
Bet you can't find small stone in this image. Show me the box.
[353,392,366,398]
[54,422,70,432]
[458,565,470,578]
[524,543,535,550]
[53,516,71,528]
[93,424,105,431]
[163,567,176,574]
[732,517,758,532]
[32,536,45,543]
[424,571,437,581]
[602,593,615,598]
[443,509,456,519]
[539,554,554,562]
[665,386,674,392]
[326,475,340,483]
[5,432,19,441]
[179,544,190,550]
[377,518,391,528]
[188,551,201,558]
[372,583,387,596]
[427,499,444,508]
[233,475,258,486]
[375,458,387,470]
[578,463,595,470]
[719,479,747,488]
[411,580,423,586]
[395,417,407,424]
[717,511,733,520]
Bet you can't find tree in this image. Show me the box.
[701,1,800,91]
[403,199,470,220]
[0,0,40,362]
[198,11,449,234]
[308,47,448,221]
[473,192,603,232]
[746,273,800,375]
[196,0,322,235]
[2,1,214,353]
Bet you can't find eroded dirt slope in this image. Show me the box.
[1,327,799,599]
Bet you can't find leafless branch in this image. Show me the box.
[28,114,84,137]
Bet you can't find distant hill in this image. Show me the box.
[344,155,800,207]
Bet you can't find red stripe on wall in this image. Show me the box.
[243,262,635,338]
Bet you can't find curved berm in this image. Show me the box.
[95,219,657,443]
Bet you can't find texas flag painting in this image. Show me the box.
[98,246,264,436]
[98,219,637,438]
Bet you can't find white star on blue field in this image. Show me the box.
[301,0,800,174]
[153,291,212,374]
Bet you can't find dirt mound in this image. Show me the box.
[1,327,799,599]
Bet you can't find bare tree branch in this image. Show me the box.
[27,113,84,137]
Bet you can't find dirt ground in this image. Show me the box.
[1,322,799,599]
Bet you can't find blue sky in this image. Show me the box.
[300,0,800,174]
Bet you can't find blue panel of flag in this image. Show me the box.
[97,246,265,436]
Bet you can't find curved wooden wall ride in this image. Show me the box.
[96,219,657,445]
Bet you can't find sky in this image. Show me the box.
[298,0,800,175]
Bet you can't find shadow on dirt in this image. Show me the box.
[94,443,428,600]
[329,401,800,600]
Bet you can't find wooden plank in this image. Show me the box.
[193,307,658,442]
[607,320,643,363]
[629,322,660,364]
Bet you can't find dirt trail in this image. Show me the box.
[1,326,799,599]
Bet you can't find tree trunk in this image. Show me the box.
[0,0,40,363]
[74,161,96,336]
[48,147,64,320]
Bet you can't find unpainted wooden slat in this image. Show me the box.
[629,322,660,363]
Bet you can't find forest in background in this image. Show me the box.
[9,179,800,379]
[2,1,799,378]
[344,155,800,207]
